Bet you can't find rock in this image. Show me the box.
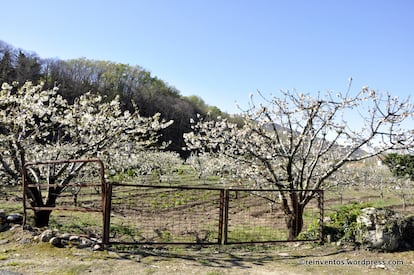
[57,233,71,240]
[49,237,63,247]
[81,238,93,246]
[18,238,32,245]
[93,244,102,251]
[77,238,93,249]
[10,224,21,231]
[40,229,54,242]
[357,208,376,229]
[6,214,23,224]
[356,207,414,252]
[69,235,81,242]
[277,252,289,257]
[0,239,9,245]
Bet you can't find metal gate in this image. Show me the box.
[104,183,324,245]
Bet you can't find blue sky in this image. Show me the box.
[1,0,413,114]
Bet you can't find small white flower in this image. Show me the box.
[1,82,13,90]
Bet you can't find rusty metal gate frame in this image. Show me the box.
[103,183,324,246]
[22,159,109,242]
[103,182,226,245]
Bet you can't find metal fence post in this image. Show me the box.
[223,189,229,245]
[103,182,112,246]
[218,189,224,244]
[318,190,324,244]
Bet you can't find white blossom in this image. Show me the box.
[0,82,173,185]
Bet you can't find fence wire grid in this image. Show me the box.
[105,183,323,245]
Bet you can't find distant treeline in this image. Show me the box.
[0,40,242,157]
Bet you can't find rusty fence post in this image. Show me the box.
[218,189,230,245]
[218,189,224,244]
[318,190,324,244]
[103,182,113,246]
[223,189,230,245]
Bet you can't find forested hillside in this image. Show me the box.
[0,40,234,156]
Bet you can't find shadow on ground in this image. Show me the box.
[107,243,351,270]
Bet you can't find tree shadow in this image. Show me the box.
[106,243,352,270]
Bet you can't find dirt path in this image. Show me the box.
[1,228,414,275]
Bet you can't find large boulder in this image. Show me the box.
[6,213,23,224]
[356,207,414,252]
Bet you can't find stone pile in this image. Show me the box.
[0,209,102,251]
[35,229,103,250]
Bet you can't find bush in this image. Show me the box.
[325,202,372,243]
[300,202,372,243]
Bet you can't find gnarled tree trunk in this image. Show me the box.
[27,182,61,227]
[282,191,305,240]
[33,209,53,227]
[285,207,304,240]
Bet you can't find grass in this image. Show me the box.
[110,223,143,238]
[45,211,103,236]
[228,225,287,243]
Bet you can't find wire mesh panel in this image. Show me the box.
[225,190,322,243]
[107,184,223,244]
[106,185,323,245]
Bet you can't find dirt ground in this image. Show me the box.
[1,227,414,275]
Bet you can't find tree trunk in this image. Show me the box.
[285,206,304,240]
[27,185,60,227]
[281,191,305,240]
[33,210,52,227]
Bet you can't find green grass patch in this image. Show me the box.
[228,225,287,242]
[7,261,21,267]
[110,223,143,240]
[47,210,102,235]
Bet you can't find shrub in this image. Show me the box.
[299,202,372,243]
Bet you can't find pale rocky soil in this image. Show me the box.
[1,227,414,275]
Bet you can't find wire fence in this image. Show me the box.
[105,183,324,245]
[225,190,321,244]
